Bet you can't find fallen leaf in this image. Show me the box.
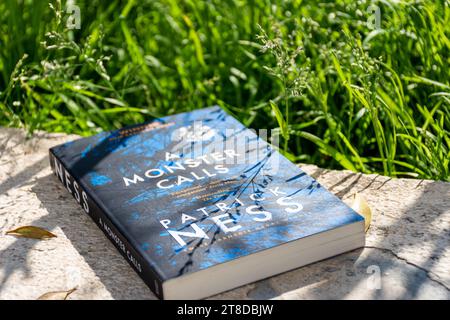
[5,226,57,239]
[37,288,76,300]
[351,193,372,232]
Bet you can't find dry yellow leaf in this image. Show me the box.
[37,288,76,300]
[351,193,372,232]
[5,226,57,239]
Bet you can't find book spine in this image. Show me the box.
[49,149,164,299]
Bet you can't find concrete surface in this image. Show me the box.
[0,127,449,299]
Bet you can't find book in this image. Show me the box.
[49,106,365,299]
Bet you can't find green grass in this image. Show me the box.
[0,0,449,181]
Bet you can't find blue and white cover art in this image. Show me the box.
[50,106,364,280]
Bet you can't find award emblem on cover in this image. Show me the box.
[172,123,217,142]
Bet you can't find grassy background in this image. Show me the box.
[0,0,449,181]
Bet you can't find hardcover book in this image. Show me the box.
[49,106,365,299]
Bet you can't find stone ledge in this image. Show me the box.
[0,127,449,299]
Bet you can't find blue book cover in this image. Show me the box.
[49,106,365,299]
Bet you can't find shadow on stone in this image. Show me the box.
[1,128,449,299]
